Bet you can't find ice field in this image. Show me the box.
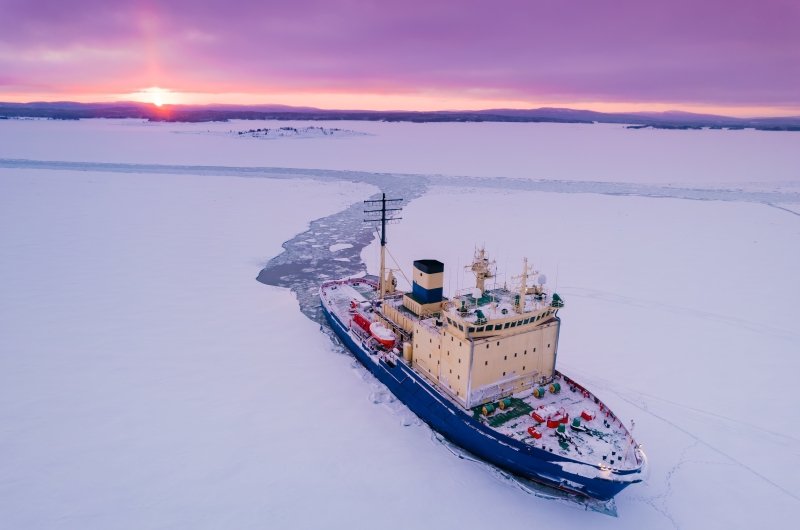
[1,118,799,528]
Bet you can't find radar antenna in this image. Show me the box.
[465,246,495,295]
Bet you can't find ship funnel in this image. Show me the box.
[412,260,444,303]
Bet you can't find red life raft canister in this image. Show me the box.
[527,427,542,439]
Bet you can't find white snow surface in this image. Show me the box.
[1,118,799,187]
[1,119,799,528]
[329,243,353,252]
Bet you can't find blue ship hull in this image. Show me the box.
[321,300,641,501]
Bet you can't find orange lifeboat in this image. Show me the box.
[369,321,396,349]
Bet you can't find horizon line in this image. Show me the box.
[3,99,800,121]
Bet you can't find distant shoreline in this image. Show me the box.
[1,102,799,131]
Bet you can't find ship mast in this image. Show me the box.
[466,246,495,294]
[511,257,536,313]
[364,193,403,299]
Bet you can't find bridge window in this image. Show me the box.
[510,321,517,328]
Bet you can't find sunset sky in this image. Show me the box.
[1,0,798,116]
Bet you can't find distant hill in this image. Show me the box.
[1,101,798,130]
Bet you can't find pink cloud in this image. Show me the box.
[0,0,798,109]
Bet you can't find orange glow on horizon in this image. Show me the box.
[1,88,798,118]
[129,87,179,107]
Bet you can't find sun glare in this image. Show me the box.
[127,86,176,107]
[148,87,168,106]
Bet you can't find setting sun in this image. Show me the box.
[127,87,177,107]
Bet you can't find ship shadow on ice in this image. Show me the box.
[432,432,619,517]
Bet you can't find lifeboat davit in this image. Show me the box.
[369,321,396,349]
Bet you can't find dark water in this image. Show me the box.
[255,172,429,324]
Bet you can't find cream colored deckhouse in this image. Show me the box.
[381,247,564,410]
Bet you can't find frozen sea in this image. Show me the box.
[1,118,799,529]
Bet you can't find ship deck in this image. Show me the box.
[472,374,640,471]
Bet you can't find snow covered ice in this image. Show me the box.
[1,118,799,529]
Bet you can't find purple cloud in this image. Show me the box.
[0,0,798,110]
